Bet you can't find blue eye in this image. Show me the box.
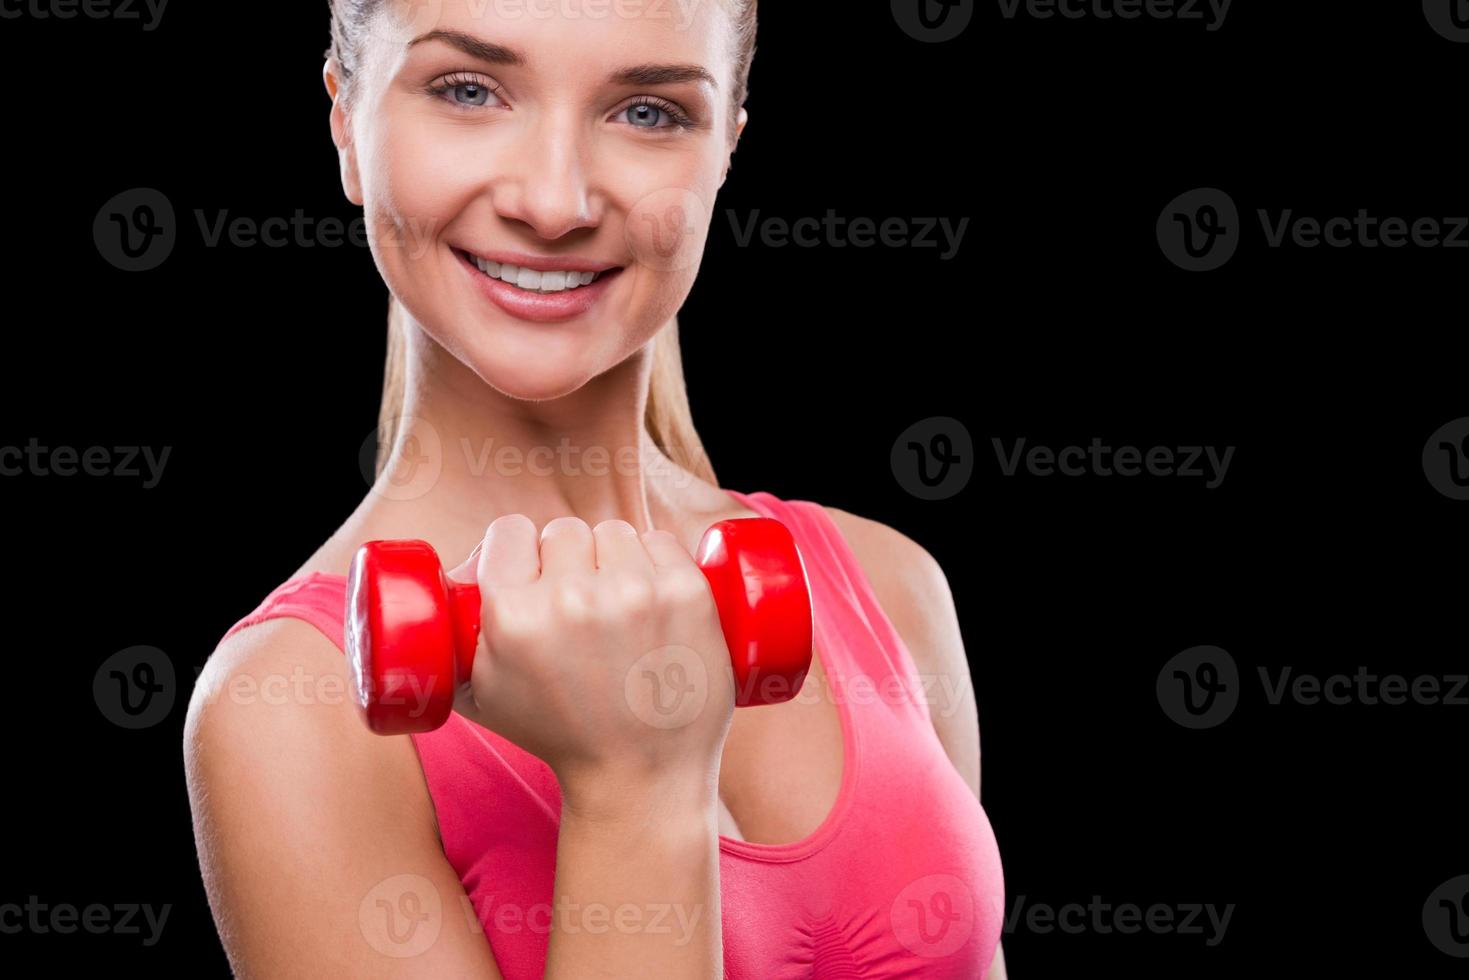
[625,103,667,128]
[428,73,504,111]
[620,99,693,131]
[450,83,492,107]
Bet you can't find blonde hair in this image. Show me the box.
[325,0,760,486]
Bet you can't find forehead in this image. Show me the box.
[375,0,737,79]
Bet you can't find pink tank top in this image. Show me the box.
[221,489,1004,978]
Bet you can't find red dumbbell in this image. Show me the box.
[343,517,814,734]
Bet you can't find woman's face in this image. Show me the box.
[329,0,744,401]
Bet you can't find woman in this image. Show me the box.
[183,2,1006,976]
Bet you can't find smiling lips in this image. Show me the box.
[454,247,624,322]
[469,254,605,294]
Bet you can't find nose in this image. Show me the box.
[489,107,604,240]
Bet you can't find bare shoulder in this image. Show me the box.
[817,505,982,797]
[184,617,439,850]
[182,620,493,975]
[817,505,959,674]
[186,618,420,784]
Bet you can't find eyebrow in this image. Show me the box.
[409,30,719,91]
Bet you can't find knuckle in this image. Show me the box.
[485,594,538,645]
[595,519,638,535]
[661,568,712,608]
[612,575,656,615]
[552,579,596,622]
[489,513,535,534]
[543,515,589,536]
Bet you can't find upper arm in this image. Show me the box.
[183,619,503,979]
[820,506,981,799]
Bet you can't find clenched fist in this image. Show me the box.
[446,515,737,811]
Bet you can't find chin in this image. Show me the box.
[411,286,662,403]
[473,355,598,403]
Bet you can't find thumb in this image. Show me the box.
[447,537,485,584]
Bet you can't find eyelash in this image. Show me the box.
[424,72,696,131]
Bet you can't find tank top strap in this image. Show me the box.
[219,571,347,652]
[727,490,933,728]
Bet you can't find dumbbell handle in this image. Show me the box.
[346,517,814,734]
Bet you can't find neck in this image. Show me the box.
[360,316,703,559]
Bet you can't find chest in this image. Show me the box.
[715,639,848,845]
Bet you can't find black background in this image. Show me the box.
[2,0,1464,975]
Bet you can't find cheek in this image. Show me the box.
[614,149,724,330]
[622,128,724,260]
[361,117,473,269]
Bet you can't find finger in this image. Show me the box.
[592,519,655,576]
[539,516,595,578]
[640,527,696,573]
[478,514,541,588]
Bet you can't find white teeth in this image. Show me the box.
[469,253,605,293]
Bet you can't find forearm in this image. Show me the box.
[545,774,723,979]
